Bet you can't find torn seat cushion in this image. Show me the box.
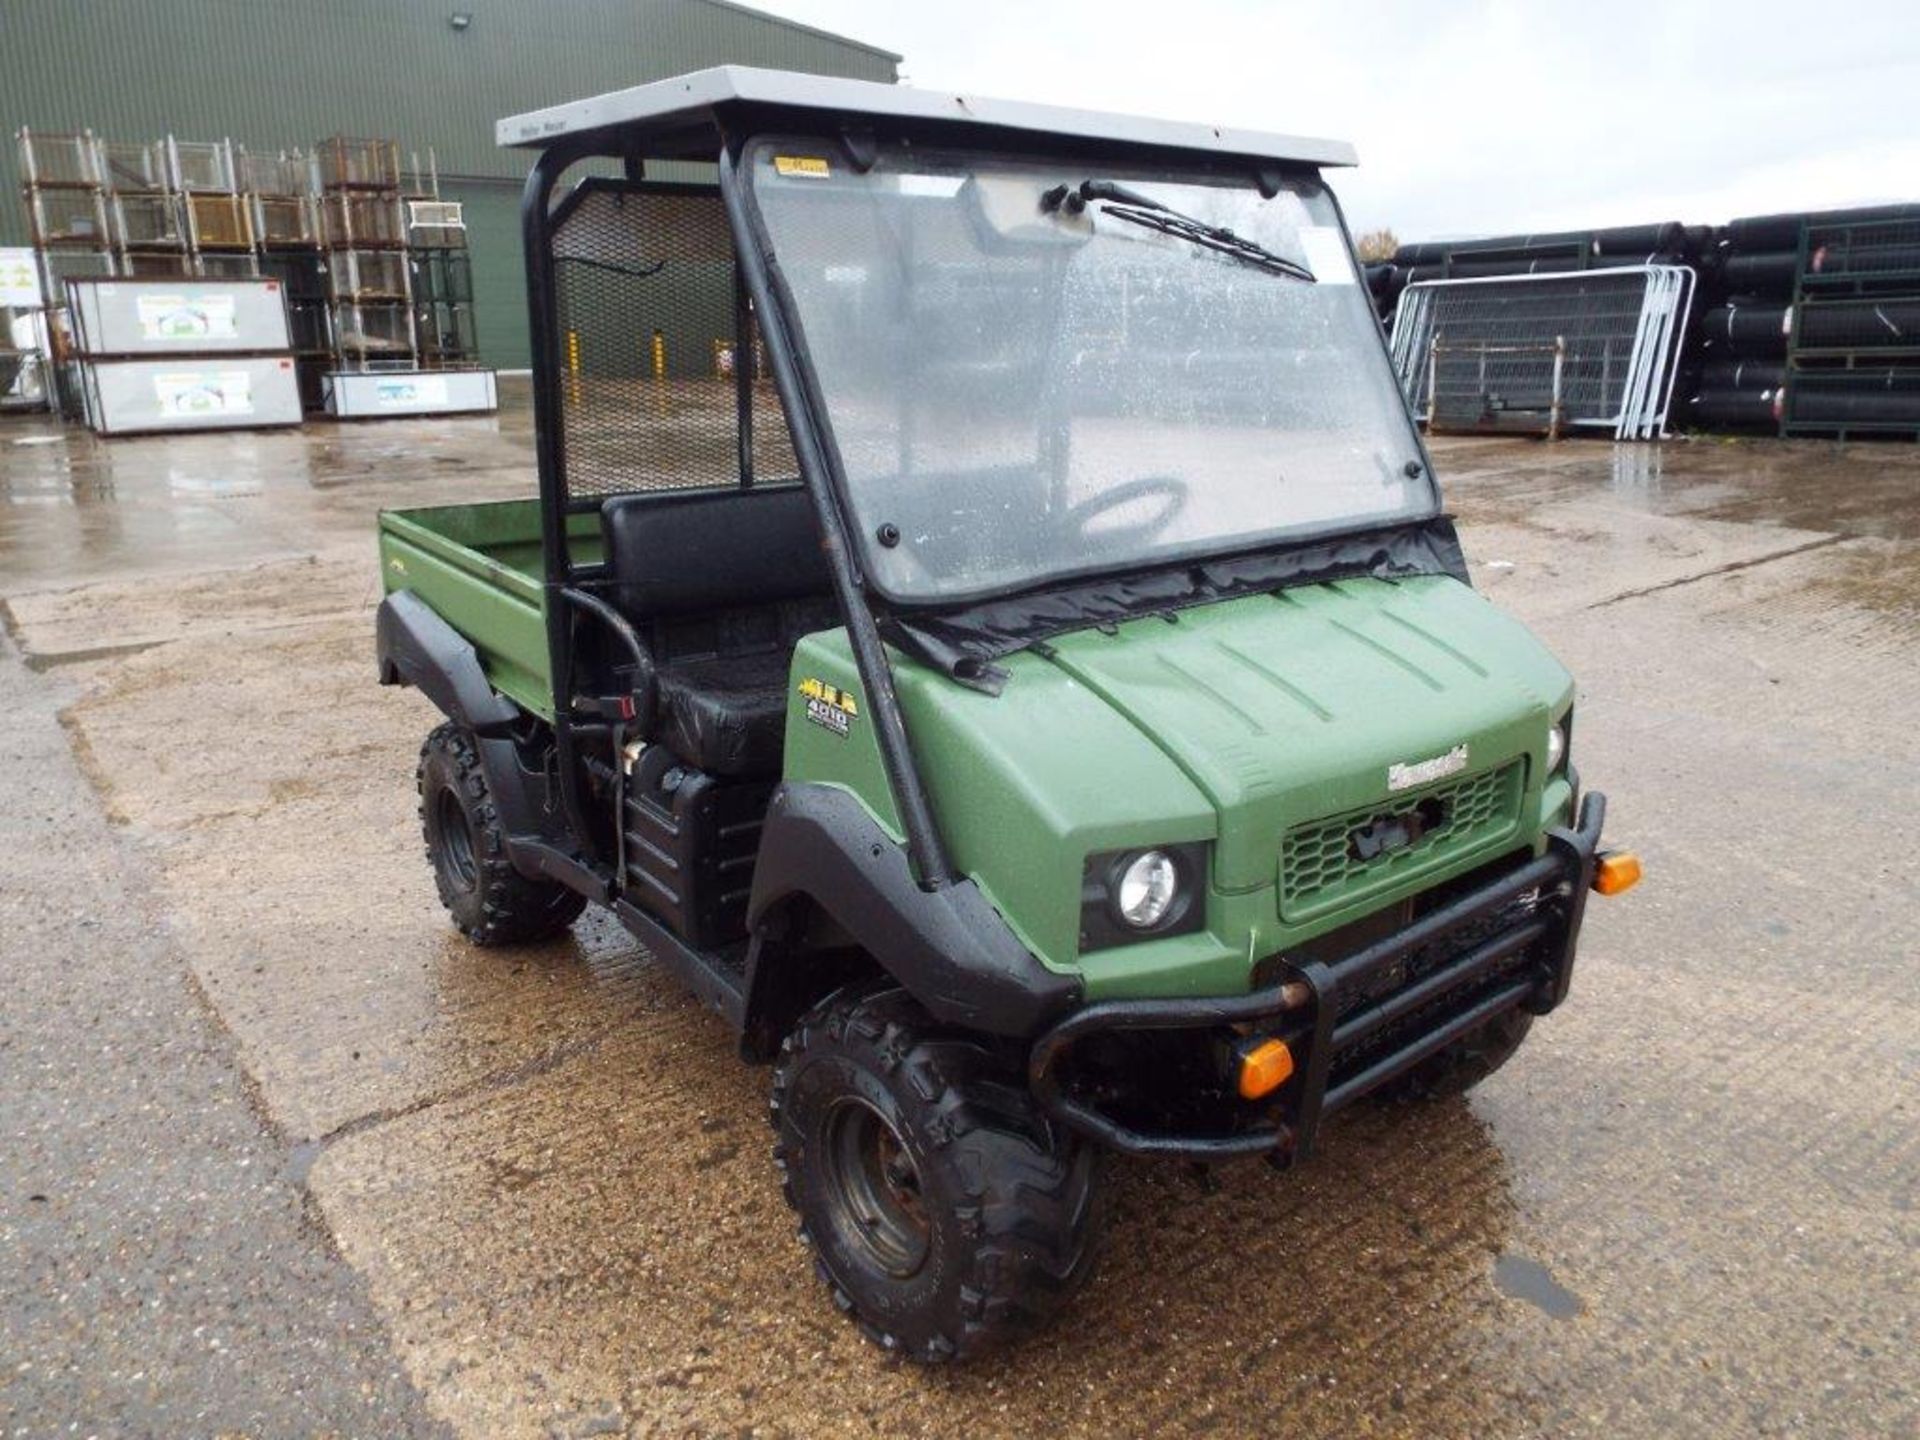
[601,487,833,777]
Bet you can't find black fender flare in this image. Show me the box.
[376,590,521,737]
[744,782,1082,1040]
[377,591,589,890]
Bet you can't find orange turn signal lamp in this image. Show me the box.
[1593,850,1642,897]
[1236,1037,1295,1100]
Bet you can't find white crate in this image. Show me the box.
[323,367,496,417]
[66,279,291,356]
[78,355,303,434]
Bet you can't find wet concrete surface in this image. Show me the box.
[2,396,1916,1436]
[0,635,447,1436]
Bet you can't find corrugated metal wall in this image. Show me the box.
[2,0,898,365]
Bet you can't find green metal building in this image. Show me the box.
[1,0,899,367]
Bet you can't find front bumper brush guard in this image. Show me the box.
[1029,791,1607,1163]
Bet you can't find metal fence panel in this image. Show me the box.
[1391,265,1694,440]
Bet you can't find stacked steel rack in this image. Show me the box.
[404,152,478,370]
[170,137,257,278]
[17,126,496,424]
[1784,208,1920,439]
[18,130,112,297]
[18,130,111,417]
[243,147,331,410]
[99,137,190,278]
[317,135,416,376]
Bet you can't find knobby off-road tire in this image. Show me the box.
[1381,1006,1534,1101]
[771,984,1105,1362]
[417,722,586,946]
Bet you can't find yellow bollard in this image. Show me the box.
[566,329,581,406]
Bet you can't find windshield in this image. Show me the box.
[747,140,1435,604]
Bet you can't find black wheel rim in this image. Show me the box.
[435,786,478,893]
[820,1097,930,1279]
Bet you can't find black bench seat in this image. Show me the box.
[599,485,833,777]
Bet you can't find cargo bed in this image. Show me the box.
[377,499,601,719]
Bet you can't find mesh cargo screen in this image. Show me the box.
[551,184,795,499]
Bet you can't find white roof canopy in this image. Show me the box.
[497,65,1356,169]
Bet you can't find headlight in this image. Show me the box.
[1080,843,1208,952]
[1547,722,1568,775]
[1115,850,1179,929]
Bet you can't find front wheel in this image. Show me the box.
[771,984,1105,1362]
[417,722,586,946]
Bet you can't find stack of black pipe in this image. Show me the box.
[1383,201,1920,438]
[1681,208,1831,428]
[1365,223,1704,328]
[1681,214,1794,430]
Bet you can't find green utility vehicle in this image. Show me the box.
[375,68,1637,1361]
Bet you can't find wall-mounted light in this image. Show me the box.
[449,12,472,30]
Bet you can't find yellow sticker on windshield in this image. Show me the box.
[774,155,831,179]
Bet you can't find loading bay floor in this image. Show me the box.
[2,394,1915,1438]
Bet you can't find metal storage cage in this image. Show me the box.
[237,148,315,198]
[166,137,238,193]
[330,300,414,359]
[414,300,477,366]
[410,249,471,304]
[26,189,110,247]
[317,136,401,192]
[122,253,196,278]
[111,192,186,251]
[95,138,168,193]
[196,252,262,279]
[406,199,466,248]
[321,192,406,249]
[37,250,115,293]
[17,129,100,188]
[257,251,328,302]
[253,194,322,248]
[184,192,254,251]
[328,249,410,302]
[285,301,332,355]
[1783,214,1920,439]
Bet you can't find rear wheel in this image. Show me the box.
[771,983,1104,1363]
[1380,1006,1534,1100]
[417,722,586,946]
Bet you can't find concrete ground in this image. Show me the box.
[1,392,1914,1438]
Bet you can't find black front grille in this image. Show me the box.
[1326,891,1551,1087]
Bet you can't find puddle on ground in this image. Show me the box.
[1494,1251,1585,1320]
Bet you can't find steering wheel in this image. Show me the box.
[1054,475,1188,553]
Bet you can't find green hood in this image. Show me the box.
[787,575,1575,996]
[1040,577,1573,894]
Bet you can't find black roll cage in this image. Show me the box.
[518,110,1436,901]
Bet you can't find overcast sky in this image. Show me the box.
[757,0,1920,243]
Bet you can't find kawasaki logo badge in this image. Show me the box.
[798,677,859,738]
[1387,743,1468,793]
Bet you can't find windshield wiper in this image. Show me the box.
[1040,179,1317,283]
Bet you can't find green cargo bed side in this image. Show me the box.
[377,498,601,719]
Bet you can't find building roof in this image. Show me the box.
[497,65,1358,168]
